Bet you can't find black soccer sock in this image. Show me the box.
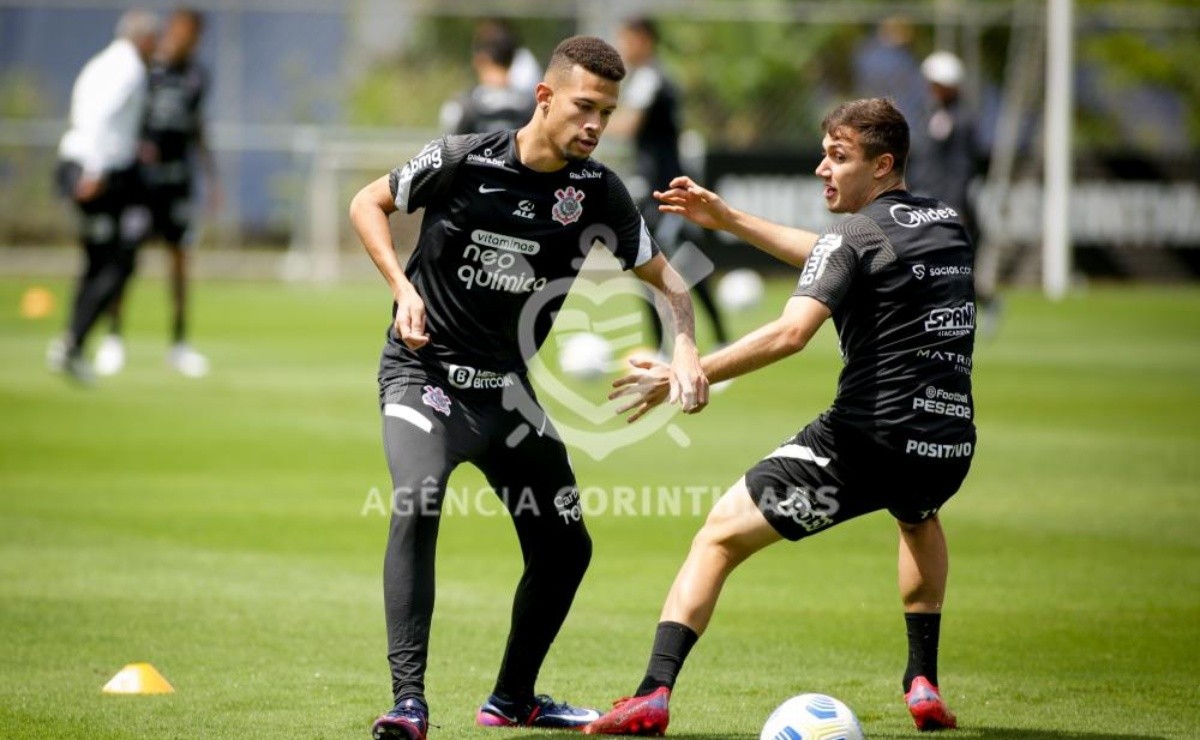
[170,254,187,344]
[635,621,699,697]
[108,304,123,336]
[172,308,186,344]
[902,612,941,692]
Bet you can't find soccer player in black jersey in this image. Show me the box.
[585,98,974,735]
[350,37,709,740]
[96,8,217,378]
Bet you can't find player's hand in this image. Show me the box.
[668,339,709,415]
[609,357,671,423]
[74,176,105,203]
[654,176,732,231]
[393,287,430,350]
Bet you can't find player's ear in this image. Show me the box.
[874,152,895,180]
[534,82,554,114]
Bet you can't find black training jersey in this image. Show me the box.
[381,130,658,380]
[142,60,208,184]
[793,190,976,459]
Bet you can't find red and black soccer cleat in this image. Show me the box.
[905,676,958,731]
[582,686,671,736]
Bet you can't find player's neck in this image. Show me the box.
[864,178,906,208]
[515,124,568,173]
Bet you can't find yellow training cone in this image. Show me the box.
[19,286,55,319]
[102,663,175,694]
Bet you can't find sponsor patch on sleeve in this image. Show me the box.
[798,233,843,287]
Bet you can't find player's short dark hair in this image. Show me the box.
[547,36,626,83]
[821,97,909,175]
[171,7,204,32]
[622,17,660,44]
[473,33,516,69]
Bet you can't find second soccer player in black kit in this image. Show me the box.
[349,37,709,740]
[586,98,975,735]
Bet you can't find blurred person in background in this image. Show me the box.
[853,15,926,122]
[474,18,542,100]
[96,7,218,379]
[49,9,160,383]
[907,51,1001,330]
[440,29,536,135]
[612,17,729,354]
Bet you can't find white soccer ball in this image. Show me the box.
[717,268,766,312]
[760,694,865,740]
[558,332,613,380]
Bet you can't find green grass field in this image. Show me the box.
[1,274,1198,739]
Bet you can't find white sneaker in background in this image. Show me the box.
[45,336,68,372]
[64,354,96,386]
[168,343,210,378]
[94,335,126,376]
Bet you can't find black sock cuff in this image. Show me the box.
[658,621,700,644]
[635,621,700,697]
[905,612,942,631]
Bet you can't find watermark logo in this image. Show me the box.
[498,223,715,460]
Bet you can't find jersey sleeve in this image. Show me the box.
[793,215,887,312]
[599,171,659,270]
[388,135,473,213]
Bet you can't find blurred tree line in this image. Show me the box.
[348,0,1200,156]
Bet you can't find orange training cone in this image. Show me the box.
[101,663,175,694]
[19,286,55,319]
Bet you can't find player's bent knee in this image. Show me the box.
[570,531,593,575]
[536,526,591,581]
[690,518,752,568]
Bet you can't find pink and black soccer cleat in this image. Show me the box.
[582,686,671,736]
[905,676,957,731]
[371,697,428,740]
[476,693,600,729]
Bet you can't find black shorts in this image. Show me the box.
[378,362,581,525]
[745,416,973,541]
[144,184,195,246]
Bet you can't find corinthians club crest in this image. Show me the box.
[551,186,585,226]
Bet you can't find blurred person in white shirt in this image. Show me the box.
[473,19,542,101]
[49,9,159,383]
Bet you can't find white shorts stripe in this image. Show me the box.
[383,403,433,433]
[764,444,831,468]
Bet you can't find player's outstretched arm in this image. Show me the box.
[610,296,829,422]
[631,253,710,419]
[349,175,429,350]
[654,175,819,268]
[701,296,829,383]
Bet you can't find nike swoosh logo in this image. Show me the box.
[478,185,505,194]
